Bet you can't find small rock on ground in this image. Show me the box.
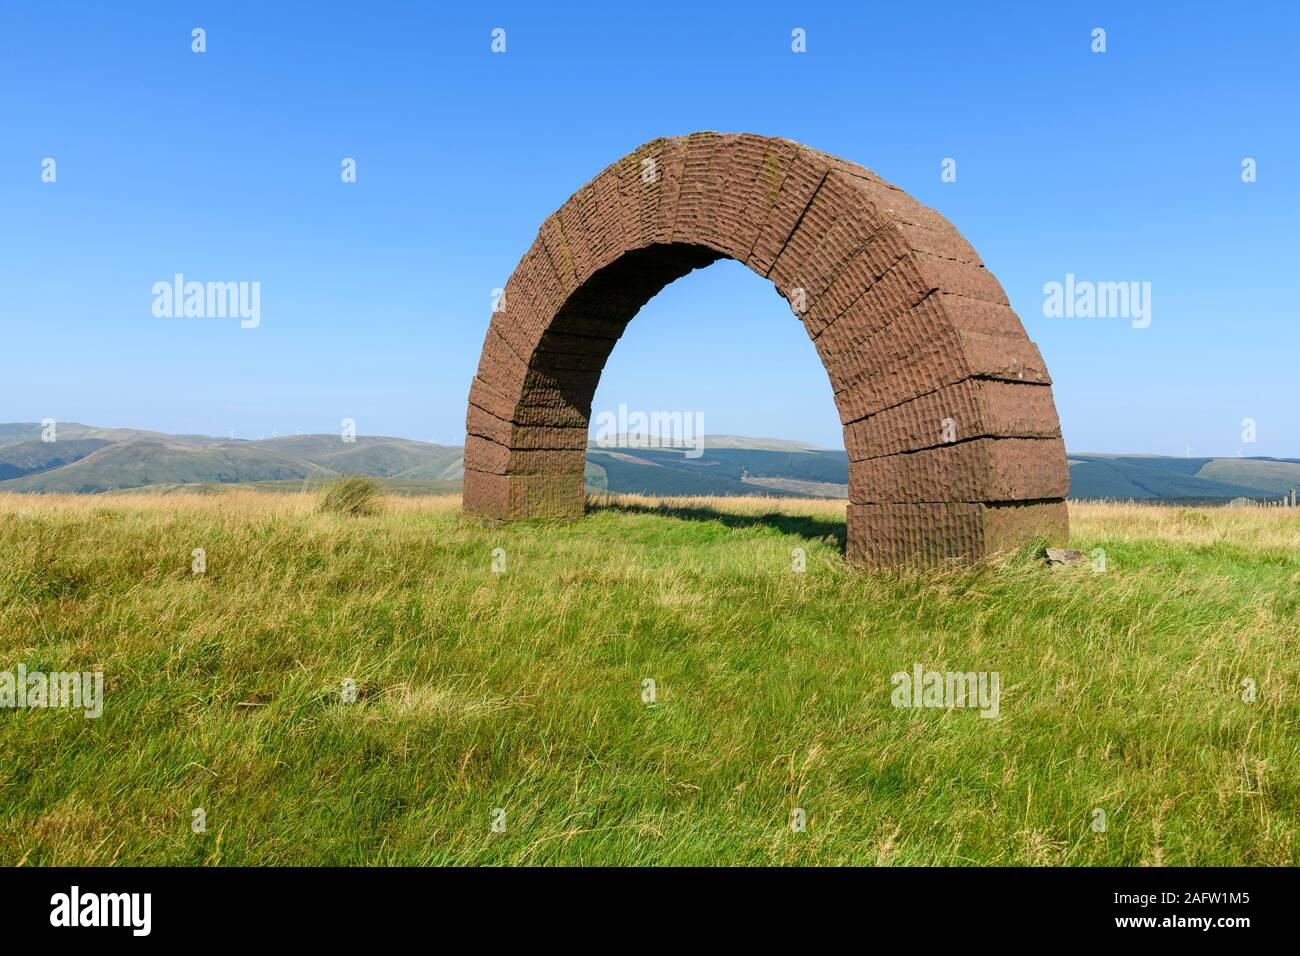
[1045,547,1087,567]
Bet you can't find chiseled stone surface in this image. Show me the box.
[463,132,1069,566]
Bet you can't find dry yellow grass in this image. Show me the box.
[6,489,1296,537]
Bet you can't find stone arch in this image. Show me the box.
[463,132,1068,567]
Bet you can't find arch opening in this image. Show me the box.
[464,133,1069,567]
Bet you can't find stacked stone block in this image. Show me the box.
[463,133,1069,565]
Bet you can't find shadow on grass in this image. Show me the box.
[589,499,847,553]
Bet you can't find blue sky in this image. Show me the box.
[1,1,1295,456]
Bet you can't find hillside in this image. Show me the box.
[0,438,113,480]
[0,441,328,494]
[0,424,462,495]
[0,424,842,498]
[588,448,1300,503]
[255,435,464,480]
[586,446,850,499]
[594,433,824,452]
[1067,453,1300,502]
[1,422,1296,502]
[0,422,221,447]
[1196,457,1300,495]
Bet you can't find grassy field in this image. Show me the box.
[0,491,1296,865]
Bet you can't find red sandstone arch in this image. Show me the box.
[463,133,1068,567]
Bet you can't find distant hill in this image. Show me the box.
[0,422,222,447]
[1195,457,1300,495]
[254,435,463,480]
[593,434,825,453]
[1067,454,1300,502]
[0,441,328,494]
[0,424,461,495]
[586,446,849,499]
[0,438,113,480]
[0,422,1294,503]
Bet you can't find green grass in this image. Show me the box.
[0,492,1296,865]
[315,476,384,516]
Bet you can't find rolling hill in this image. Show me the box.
[254,435,464,480]
[586,446,849,498]
[0,424,462,495]
[1066,453,1300,502]
[0,438,113,480]
[1,422,1295,502]
[0,441,327,494]
[0,422,222,446]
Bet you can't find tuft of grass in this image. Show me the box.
[315,476,384,517]
[0,492,1296,866]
